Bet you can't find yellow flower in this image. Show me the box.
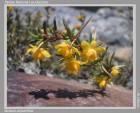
[65,58,80,74]
[61,29,67,35]
[80,40,105,63]
[55,42,80,58]
[26,44,51,60]
[93,76,108,88]
[111,67,120,77]
[99,80,107,88]
[7,6,14,12]
[75,24,81,30]
[77,15,84,21]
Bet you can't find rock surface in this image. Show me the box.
[114,47,133,62]
[7,71,133,107]
[17,6,133,47]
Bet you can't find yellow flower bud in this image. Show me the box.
[93,76,108,88]
[75,24,81,30]
[77,15,84,21]
[111,67,120,77]
[61,29,67,35]
[99,80,107,88]
[7,6,14,12]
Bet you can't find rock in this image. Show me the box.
[96,16,132,46]
[16,6,133,47]
[19,62,40,74]
[126,76,133,89]
[46,72,53,77]
[97,8,114,18]
[7,71,133,107]
[114,47,133,62]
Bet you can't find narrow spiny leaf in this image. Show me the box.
[75,17,92,39]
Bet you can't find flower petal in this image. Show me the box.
[86,49,97,60]
[54,42,67,49]
[25,48,32,55]
[95,46,105,54]
[111,67,120,77]
[72,47,81,56]
[90,40,97,48]
[56,48,62,55]
[81,40,90,50]
[33,51,44,60]
[99,80,107,88]
[42,50,51,58]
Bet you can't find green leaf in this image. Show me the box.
[71,28,75,36]
[101,65,112,77]
[33,28,39,35]
[37,28,41,33]
[116,65,126,68]
[36,39,43,46]
[63,35,69,40]
[91,60,99,65]
[48,28,55,35]
[89,32,92,43]
[109,51,115,67]
[28,31,38,38]
[38,34,43,39]
[100,46,109,60]
[62,18,72,39]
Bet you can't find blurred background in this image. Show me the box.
[7,6,133,89]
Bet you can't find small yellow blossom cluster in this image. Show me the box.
[80,39,105,63]
[54,42,80,74]
[93,67,120,88]
[94,76,109,89]
[54,36,106,75]
[26,17,123,89]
